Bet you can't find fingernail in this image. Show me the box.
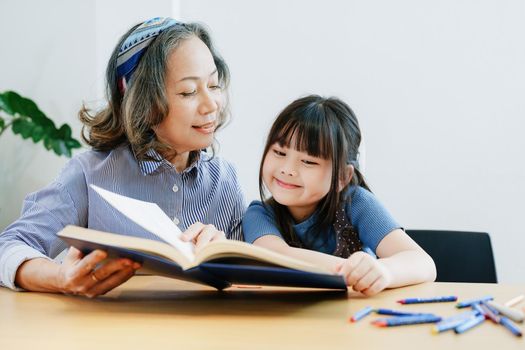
[133,263,141,269]
[122,260,131,267]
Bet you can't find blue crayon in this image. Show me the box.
[454,315,486,334]
[375,308,434,317]
[499,316,523,337]
[397,295,457,304]
[481,301,500,315]
[456,296,493,308]
[431,310,478,334]
[479,303,500,323]
[471,303,486,316]
[433,318,470,334]
[349,306,374,322]
[373,314,442,327]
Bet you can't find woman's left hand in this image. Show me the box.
[180,222,226,251]
[336,251,392,296]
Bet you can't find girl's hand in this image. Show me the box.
[180,222,226,251]
[336,251,392,296]
[57,247,141,298]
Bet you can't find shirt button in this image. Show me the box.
[173,217,180,225]
[172,184,179,192]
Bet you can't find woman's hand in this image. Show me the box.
[180,222,226,252]
[336,251,392,296]
[56,247,141,298]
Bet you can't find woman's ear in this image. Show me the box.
[338,164,354,192]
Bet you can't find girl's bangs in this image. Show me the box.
[271,111,334,160]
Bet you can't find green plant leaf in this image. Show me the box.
[2,91,24,116]
[0,91,15,115]
[1,90,82,158]
[51,139,70,157]
[0,91,55,127]
[57,124,72,139]
[11,118,24,134]
[65,138,82,149]
[12,118,36,139]
[43,135,53,150]
[31,125,45,142]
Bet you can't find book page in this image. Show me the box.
[91,185,194,261]
[58,226,193,269]
[195,240,331,274]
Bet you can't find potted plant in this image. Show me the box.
[0,90,81,157]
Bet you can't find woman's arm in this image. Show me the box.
[15,247,140,297]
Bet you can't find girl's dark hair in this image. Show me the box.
[79,21,230,161]
[259,95,370,248]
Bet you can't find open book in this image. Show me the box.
[57,185,346,290]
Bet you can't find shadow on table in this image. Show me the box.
[40,277,350,318]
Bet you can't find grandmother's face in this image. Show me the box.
[155,36,222,155]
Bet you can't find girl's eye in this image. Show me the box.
[302,160,319,166]
[209,84,222,91]
[179,90,196,97]
[273,149,286,157]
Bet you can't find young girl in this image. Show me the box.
[243,95,436,296]
[0,17,245,297]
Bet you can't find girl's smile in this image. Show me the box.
[274,177,301,189]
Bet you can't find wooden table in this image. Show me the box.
[0,276,523,349]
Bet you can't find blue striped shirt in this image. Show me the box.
[0,145,246,290]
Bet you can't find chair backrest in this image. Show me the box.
[405,230,497,283]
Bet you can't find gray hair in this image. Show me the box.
[80,21,231,160]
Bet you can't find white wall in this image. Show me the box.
[0,0,175,227]
[0,0,95,231]
[180,0,525,283]
[1,0,523,283]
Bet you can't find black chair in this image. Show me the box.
[405,230,497,283]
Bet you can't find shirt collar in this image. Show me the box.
[137,148,203,176]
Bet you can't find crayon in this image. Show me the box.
[504,294,525,308]
[397,295,457,304]
[486,301,524,323]
[433,318,470,333]
[372,314,442,327]
[499,316,523,337]
[375,308,434,317]
[454,315,486,334]
[349,306,374,322]
[479,303,501,323]
[431,310,478,334]
[481,301,500,316]
[471,303,485,316]
[456,296,493,308]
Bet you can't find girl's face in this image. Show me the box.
[154,36,223,158]
[262,142,333,222]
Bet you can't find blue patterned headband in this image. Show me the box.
[116,17,179,94]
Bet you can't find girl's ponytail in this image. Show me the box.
[351,164,371,192]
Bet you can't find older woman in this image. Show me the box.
[0,17,245,298]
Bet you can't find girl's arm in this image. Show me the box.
[337,228,436,295]
[253,234,346,272]
[254,229,436,296]
[374,228,437,287]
